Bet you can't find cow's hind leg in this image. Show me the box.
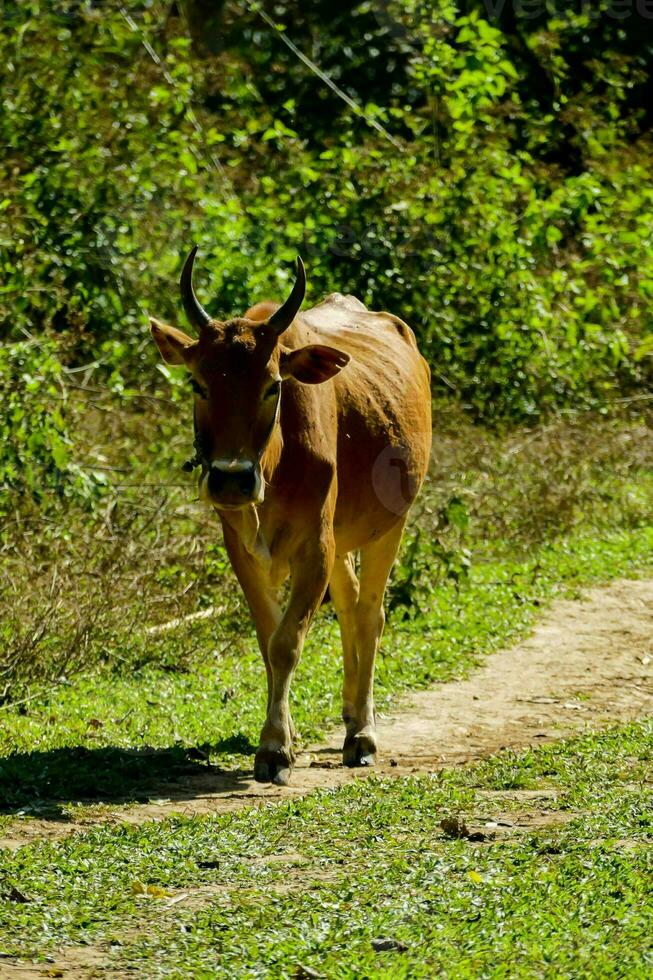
[329,554,360,740]
[343,519,406,767]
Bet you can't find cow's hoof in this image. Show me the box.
[272,766,292,786]
[342,733,377,768]
[254,748,293,786]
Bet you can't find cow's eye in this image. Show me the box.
[265,381,281,399]
[190,377,207,399]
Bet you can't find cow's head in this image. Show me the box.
[150,247,350,510]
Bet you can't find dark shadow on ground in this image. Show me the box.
[0,734,259,820]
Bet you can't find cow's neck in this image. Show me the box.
[221,505,270,564]
[261,419,284,487]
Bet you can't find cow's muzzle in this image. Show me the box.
[202,459,263,508]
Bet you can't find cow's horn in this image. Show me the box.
[180,245,210,330]
[269,256,306,335]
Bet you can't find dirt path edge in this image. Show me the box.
[1,578,651,852]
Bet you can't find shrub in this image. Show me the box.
[0,341,106,513]
[0,0,650,432]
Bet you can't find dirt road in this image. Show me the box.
[1,578,651,850]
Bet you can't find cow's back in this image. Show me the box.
[291,294,432,552]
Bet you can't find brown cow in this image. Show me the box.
[150,248,431,784]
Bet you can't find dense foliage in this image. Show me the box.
[1,0,652,496]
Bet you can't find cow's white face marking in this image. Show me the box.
[198,460,264,508]
[212,459,257,472]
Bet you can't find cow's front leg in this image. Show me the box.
[254,534,334,785]
[221,522,281,719]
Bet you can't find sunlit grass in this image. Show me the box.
[1,721,650,976]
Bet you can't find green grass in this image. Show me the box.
[4,407,652,694]
[0,416,651,974]
[0,522,652,813]
[1,721,651,976]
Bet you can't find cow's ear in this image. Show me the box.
[280,344,350,384]
[150,317,198,365]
